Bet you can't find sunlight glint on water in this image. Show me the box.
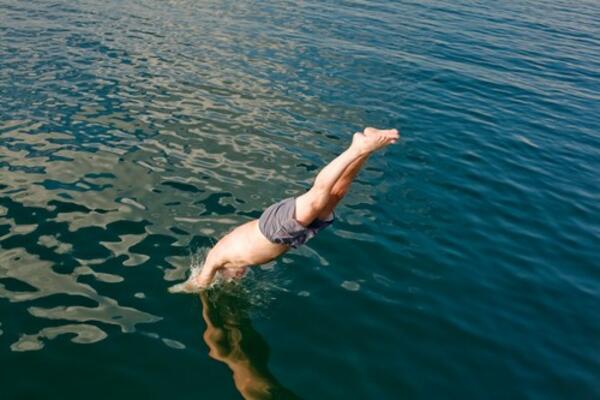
[0,0,599,399]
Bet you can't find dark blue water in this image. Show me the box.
[1,0,599,398]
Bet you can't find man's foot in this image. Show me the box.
[351,127,399,155]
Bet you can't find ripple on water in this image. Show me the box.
[341,281,361,292]
[1,0,599,398]
[10,324,108,352]
[161,338,186,350]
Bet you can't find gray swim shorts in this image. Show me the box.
[258,197,334,249]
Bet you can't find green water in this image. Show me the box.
[1,0,599,399]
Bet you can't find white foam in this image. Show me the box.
[515,134,539,148]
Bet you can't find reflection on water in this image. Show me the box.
[11,323,107,352]
[0,0,377,359]
[200,289,301,400]
[1,0,599,398]
[0,110,331,353]
[0,123,161,345]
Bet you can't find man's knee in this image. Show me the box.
[308,187,332,210]
[295,188,330,225]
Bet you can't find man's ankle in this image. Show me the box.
[348,144,368,158]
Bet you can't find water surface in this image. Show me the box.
[0,0,599,398]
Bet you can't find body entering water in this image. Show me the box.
[169,127,399,293]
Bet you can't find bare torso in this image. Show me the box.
[212,219,289,269]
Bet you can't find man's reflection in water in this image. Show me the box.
[200,289,301,400]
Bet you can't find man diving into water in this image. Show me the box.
[169,127,399,293]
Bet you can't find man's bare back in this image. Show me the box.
[169,127,399,293]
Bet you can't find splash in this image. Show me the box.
[168,245,255,294]
[167,247,212,294]
[168,248,291,314]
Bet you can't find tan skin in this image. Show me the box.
[169,127,399,293]
[200,291,301,399]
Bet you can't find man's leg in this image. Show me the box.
[295,128,398,226]
[316,154,369,220]
[294,143,365,226]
